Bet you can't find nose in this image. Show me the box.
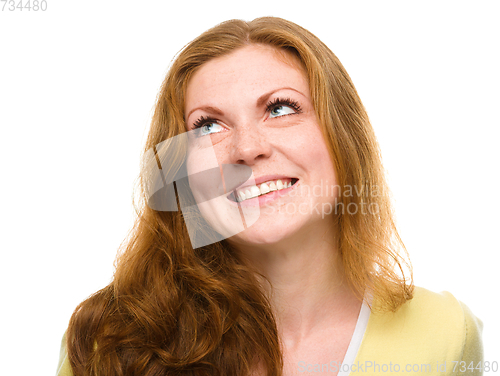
[229,123,272,165]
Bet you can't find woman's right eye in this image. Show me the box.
[193,117,225,137]
[198,122,224,136]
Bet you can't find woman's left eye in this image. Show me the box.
[266,98,302,119]
[269,105,296,119]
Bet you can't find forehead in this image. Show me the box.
[185,44,309,112]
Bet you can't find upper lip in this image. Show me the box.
[232,174,297,191]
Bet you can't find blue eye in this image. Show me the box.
[199,122,223,136]
[192,116,224,136]
[266,98,302,119]
[269,105,296,118]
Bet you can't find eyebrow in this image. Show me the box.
[185,86,305,121]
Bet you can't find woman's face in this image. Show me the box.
[184,44,339,248]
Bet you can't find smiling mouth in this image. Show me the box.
[227,178,299,202]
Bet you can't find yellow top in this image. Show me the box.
[56,286,483,375]
[350,286,484,375]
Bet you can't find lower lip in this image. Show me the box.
[228,181,299,208]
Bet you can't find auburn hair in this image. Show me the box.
[66,16,413,376]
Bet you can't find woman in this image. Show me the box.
[57,17,483,376]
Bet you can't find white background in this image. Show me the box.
[1,1,498,374]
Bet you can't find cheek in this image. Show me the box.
[186,138,220,175]
[289,126,332,164]
[212,141,232,166]
[185,141,222,204]
[314,145,337,185]
[296,128,337,184]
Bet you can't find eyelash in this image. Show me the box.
[266,97,302,115]
[192,115,217,130]
[191,97,302,130]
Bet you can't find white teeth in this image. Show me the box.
[250,186,260,198]
[260,182,270,194]
[234,179,296,202]
[238,191,246,201]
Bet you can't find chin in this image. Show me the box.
[228,220,301,248]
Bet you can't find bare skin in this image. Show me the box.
[185,44,362,375]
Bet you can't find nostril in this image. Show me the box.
[237,153,266,163]
[230,130,272,165]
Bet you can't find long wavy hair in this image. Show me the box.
[66,16,413,376]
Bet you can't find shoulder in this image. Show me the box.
[374,286,481,336]
[353,286,483,375]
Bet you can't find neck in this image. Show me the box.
[232,222,361,346]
